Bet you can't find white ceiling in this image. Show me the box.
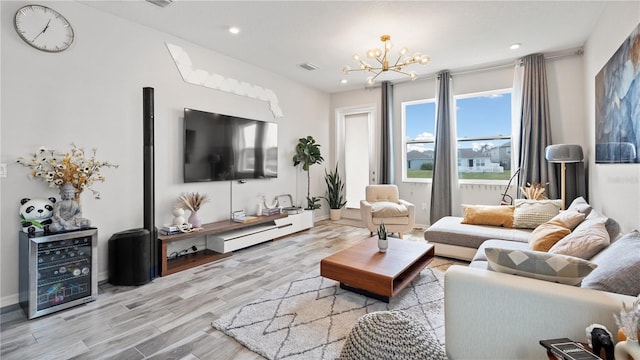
[80,1,607,94]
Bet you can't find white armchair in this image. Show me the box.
[360,185,415,239]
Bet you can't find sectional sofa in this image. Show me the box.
[424,198,640,359]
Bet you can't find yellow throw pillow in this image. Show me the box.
[461,205,514,228]
[529,218,571,252]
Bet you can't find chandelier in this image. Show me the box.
[342,35,430,86]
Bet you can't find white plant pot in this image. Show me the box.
[329,209,342,221]
[378,238,388,253]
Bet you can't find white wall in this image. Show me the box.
[330,56,585,228]
[0,1,330,305]
[584,1,640,233]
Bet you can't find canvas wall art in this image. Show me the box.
[595,22,640,163]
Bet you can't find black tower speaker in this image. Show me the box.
[108,229,151,285]
[143,87,158,279]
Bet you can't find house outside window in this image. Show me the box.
[456,89,512,182]
[402,88,513,183]
[402,99,436,182]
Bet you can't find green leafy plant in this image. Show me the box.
[377,222,387,240]
[322,163,347,210]
[292,136,324,210]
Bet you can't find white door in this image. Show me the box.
[336,105,376,215]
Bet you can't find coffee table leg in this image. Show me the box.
[340,283,390,303]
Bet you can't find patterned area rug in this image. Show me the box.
[212,267,445,360]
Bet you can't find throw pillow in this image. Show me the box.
[549,220,610,260]
[581,230,640,296]
[485,247,597,286]
[567,196,592,217]
[513,199,562,229]
[371,202,409,217]
[585,209,622,241]
[461,204,514,227]
[529,218,571,252]
[551,209,586,230]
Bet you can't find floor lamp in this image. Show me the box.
[545,144,584,210]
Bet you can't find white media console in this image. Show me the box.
[158,211,313,276]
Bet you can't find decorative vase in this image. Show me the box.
[615,339,640,360]
[172,208,186,226]
[189,211,202,228]
[378,238,388,253]
[329,209,341,221]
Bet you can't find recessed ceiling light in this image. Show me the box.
[341,79,348,84]
[510,43,521,50]
[229,26,240,35]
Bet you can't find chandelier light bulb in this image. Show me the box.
[409,71,417,80]
[366,49,375,58]
[352,53,360,61]
[366,76,375,86]
[420,55,430,64]
[342,66,351,75]
[373,48,382,57]
[385,41,393,50]
[400,47,408,56]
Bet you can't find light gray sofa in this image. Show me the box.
[424,201,640,359]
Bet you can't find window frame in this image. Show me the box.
[401,98,437,184]
[401,88,515,185]
[455,88,514,185]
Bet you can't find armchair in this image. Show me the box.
[360,185,415,239]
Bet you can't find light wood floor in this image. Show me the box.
[0,220,464,360]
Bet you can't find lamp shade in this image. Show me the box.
[545,144,584,163]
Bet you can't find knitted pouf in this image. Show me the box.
[339,310,447,360]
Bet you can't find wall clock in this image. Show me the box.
[14,4,74,53]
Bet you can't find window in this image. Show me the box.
[402,99,436,181]
[402,89,513,183]
[456,89,512,181]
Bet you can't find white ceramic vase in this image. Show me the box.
[189,210,202,228]
[378,238,388,253]
[615,339,640,360]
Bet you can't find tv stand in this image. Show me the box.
[158,211,313,276]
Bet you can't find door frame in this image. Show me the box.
[335,104,377,210]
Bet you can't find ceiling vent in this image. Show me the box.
[146,0,174,8]
[299,63,320,71]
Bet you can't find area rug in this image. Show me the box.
[211,267,445,360]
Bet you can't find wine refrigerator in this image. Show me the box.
[19,228,98,319]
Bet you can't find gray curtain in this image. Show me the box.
[430,71,453,224]
[380,81,394,184]
[517,54,557,199]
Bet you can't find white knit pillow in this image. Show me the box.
[513,199,562,229]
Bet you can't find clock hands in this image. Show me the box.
[31,19,51,42]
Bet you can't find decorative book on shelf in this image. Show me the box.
[539,338,602,360]
[232,210,258,223]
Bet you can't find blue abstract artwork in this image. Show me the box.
[595,23,640,163]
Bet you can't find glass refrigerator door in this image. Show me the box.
[36,235,93,312]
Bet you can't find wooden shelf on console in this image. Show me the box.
[158,214,288,276]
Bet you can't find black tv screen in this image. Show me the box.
[184,108,278,182]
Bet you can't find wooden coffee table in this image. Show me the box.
[320,237,435,302]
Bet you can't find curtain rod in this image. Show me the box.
[389,47,584,84]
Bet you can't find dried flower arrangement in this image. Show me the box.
[520,182,548,200]
[16,144,118,200]
[614,298,640,341]
[175,192,210,213]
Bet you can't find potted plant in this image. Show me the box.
[377,222,388,252]
[322,163,347,220]
[292,136,324,210]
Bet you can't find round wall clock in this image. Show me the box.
[14,4,75,53]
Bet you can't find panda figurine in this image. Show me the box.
[20,197,56,233]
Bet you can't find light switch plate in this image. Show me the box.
[0,163,7,178]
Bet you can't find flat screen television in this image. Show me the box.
[184,108,278,182]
